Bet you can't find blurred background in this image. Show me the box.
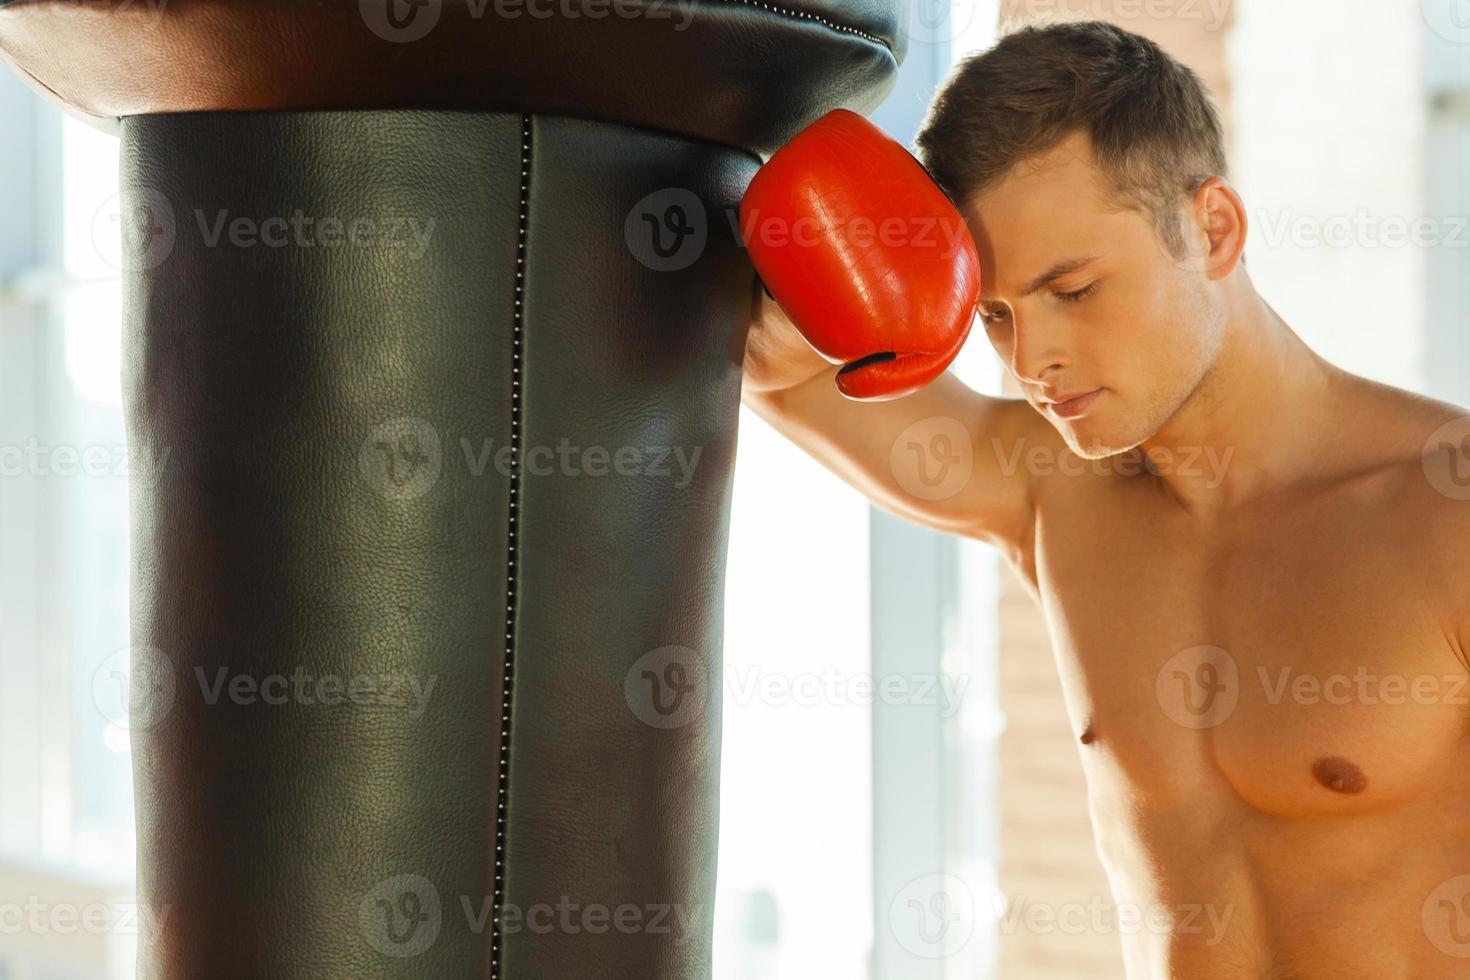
[1,1,1467,977]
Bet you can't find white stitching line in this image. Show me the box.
[0,0,894,52]
[713,0,892,50]
[490,112,530,980]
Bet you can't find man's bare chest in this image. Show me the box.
[1029,479,1470,818]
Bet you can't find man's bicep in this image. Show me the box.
[743,367,1043,549]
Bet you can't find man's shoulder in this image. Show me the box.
[1331,374,1466,483]
[1349,378,1470,657]
[1284,371,1467,558]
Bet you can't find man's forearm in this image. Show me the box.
[741,289,834,395]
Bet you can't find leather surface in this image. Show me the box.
[122,109,754,977]
[0,0,906,156]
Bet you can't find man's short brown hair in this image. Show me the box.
[914,20,1228,259]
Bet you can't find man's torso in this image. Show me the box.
[1007,378,1470,979]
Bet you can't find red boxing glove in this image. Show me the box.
[740,109,983,401]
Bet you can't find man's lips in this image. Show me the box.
[1042,388,1103,419]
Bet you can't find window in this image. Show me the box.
[0,104,136,978]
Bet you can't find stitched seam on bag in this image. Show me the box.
[709,0,894,51]
[490,112,531,980]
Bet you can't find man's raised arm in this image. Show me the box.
[737,109,1051,556]
[741,287,1043,555]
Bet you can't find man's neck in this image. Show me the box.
[1135,277,1342,518]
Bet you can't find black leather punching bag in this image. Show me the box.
[0,2,904,976]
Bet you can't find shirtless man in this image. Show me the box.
[739,20,1470,980]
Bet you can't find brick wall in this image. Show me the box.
[989,4,1235,977]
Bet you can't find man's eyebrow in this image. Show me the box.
[1016,256,1102,298]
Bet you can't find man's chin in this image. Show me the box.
[1055,420,1142,461]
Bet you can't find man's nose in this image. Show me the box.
[1009,313,1070,385]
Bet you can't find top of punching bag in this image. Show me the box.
[0,0,906,156]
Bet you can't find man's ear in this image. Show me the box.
[1180,176,1247,279]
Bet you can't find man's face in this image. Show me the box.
[964,132,1226,459]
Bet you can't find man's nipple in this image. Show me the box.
[1312,755,1367,794]
[1079,723,1097,746]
